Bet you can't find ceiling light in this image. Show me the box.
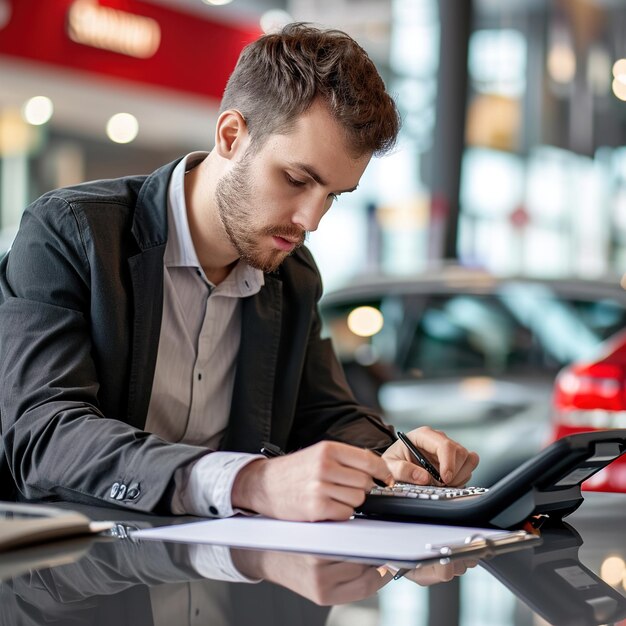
[260,10,292,34]
[202,0,233,6]
[106,113,138,144]
[22,96,54,126]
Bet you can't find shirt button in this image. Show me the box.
[209,506,218,515]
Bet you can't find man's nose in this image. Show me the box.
[292,195,331,233]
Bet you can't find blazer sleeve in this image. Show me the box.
[0,196,208,512]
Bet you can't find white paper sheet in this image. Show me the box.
[132,516,514,561]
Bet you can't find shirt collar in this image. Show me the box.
[165,152,264,296]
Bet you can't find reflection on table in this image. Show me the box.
[0,492,624,626]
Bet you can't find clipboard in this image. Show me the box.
[358,430,626,529]
[427,529,536,560]
[0,501,113,553]
[132,516,540,562]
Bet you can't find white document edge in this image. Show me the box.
[131,516,519,561]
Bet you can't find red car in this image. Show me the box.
[551,329,626,492]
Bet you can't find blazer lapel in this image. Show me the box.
[126,246,165,429]
[220,274,283,453]
[125,160,175,429]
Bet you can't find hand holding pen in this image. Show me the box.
[380,426,479,487]
[232,440,395,521]
[396,431,444,484]
[261,441,393,489]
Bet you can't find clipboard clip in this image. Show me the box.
[426,530,539,559]
[386,530,541,581]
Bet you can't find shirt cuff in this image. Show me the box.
[188,544,261,583]
[171,452,263,517]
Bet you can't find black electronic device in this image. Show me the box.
[481,523,626,626]
[358,430,626,528]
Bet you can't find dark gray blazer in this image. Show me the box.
[0,159,394,512]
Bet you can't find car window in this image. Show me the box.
[402,295,521,376]
[407,291,626,377]
[569,298,626,337]
[321,286,626,380]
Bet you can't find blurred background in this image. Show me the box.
[3,0,626,489]
[4,2,626,619]
[3,0,626,281]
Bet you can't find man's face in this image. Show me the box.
[215,101,371,273]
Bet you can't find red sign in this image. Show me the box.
[0,0,261,101]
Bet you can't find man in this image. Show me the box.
[0,24,478,521]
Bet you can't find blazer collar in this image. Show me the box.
[131,158,182,250]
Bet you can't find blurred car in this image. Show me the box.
[319,267,626,486]
[551,328,626,492]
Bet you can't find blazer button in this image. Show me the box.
[127,483,141,499]
[116,484,127,500]
[110,482,120,498]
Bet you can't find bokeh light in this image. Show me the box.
[347,306,384,338]
[106,113,139,144]
[22,96,53,126]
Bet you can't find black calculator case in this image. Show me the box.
[357,430,626,529]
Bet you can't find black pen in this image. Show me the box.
[396,431,444,484]
[260,442,285,458]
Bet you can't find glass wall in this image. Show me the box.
[309,0,441,290]
[311,0,626,290]
[459,0,626,280]
[4,1,626,289]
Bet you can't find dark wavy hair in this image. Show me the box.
[219,23,401,157]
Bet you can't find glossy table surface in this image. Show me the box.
[1,492,625,626]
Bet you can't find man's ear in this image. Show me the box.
[214,110,249,160]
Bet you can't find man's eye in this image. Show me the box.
[286,174,306,187]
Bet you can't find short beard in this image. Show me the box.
[215,153,305,273]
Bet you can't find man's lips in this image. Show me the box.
[271,231,304,252]
[272,235,301,251]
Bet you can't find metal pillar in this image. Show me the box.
[431,0,472,260]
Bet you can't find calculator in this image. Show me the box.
[357,430,626,529]
[368,484,489,500]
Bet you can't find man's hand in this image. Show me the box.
[232,549,391,605]
[382,426,479,486]
[403,558,478,586]
[231,441,393,521]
